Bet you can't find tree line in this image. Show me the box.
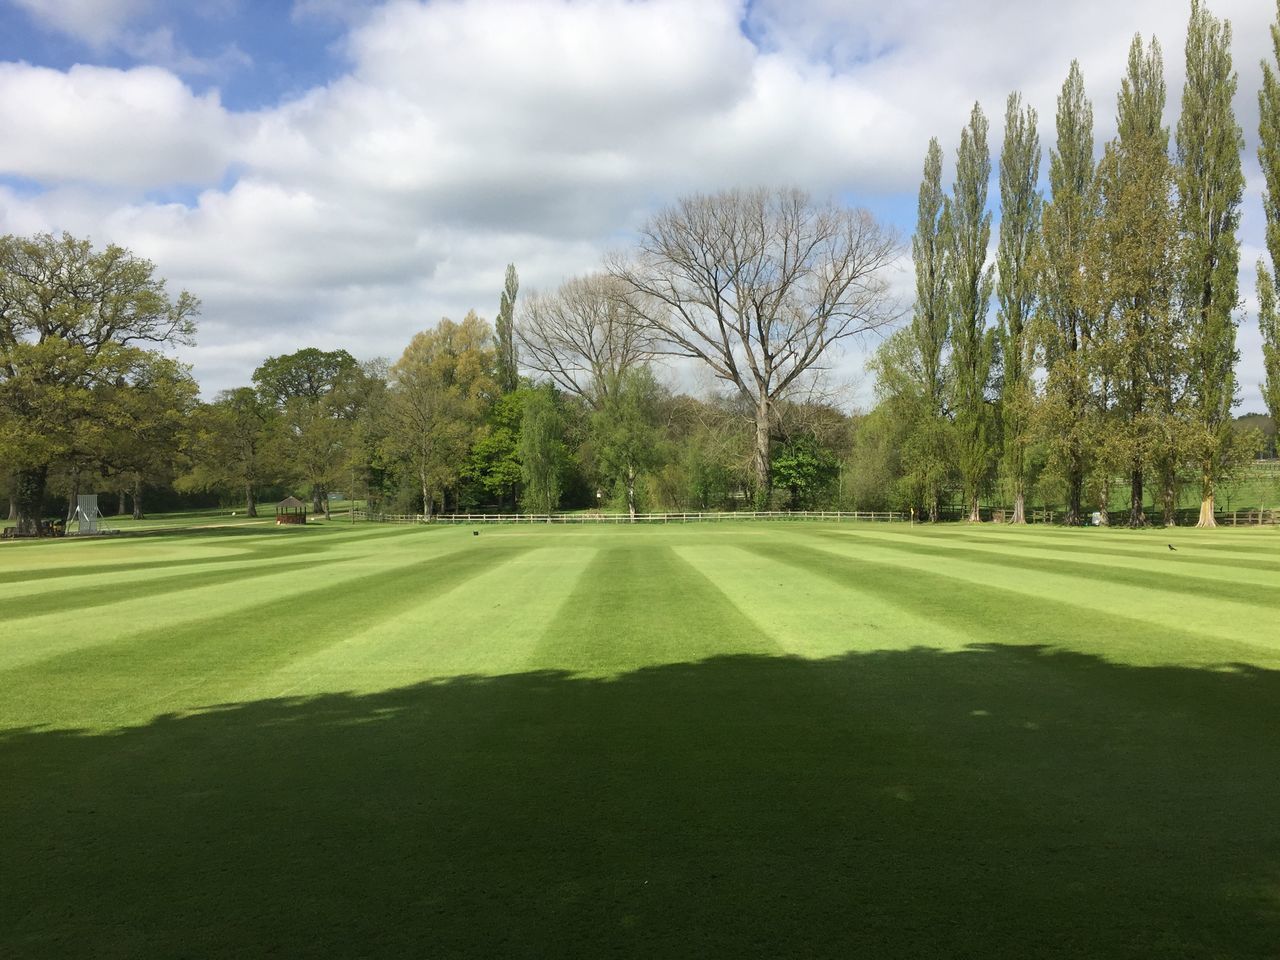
[877,0,1280,528]
[3,1,1279,535]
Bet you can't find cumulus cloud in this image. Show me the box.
[8,0,152,47]
[0,63,237,186]
[0,0,1275,406]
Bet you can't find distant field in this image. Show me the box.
[2,521,1278,958]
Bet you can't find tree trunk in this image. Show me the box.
[132,477,144,520]
[1196,471,1217,528]
[311,483,325,516]
[66,465,80,521]
[1064,465,1083,526]
[7,497,16,521]
[626,464,637,522]
[1098,476,1111,527]
[1128,465,1144,528]
[14,466,48,536]
[927,491,939,524]
[753,395,772,508]
[420,468,431,520]
[967,493,981,523]
[1161,468,1177,528]
[1011,485,1026,524]
[118,489,127,516]
[245,482,258,518]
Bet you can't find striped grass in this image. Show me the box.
[2,521,1278,958]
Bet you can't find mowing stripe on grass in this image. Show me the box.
[819,527,1280,602]
[238,545,600,697]
[0,524,428,586]
[0,542,534,730]
[749,537,1280,669]
[799,529,1279,653]
[940,528,1280,577]
[674,544,975,657]
[532,544,781,675]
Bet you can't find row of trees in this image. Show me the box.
[879,0,1280,527]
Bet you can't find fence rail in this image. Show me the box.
[1217,509,1279,527]
[352,509,905,525]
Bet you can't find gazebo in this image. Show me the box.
[275,496,308,526]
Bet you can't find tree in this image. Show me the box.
[1261,1,1280,432]
[387,313,495,517]
[517,273,653,408]
[1036,62,1102,525]
[996,92,1042,524]
[771,433,838,509]
[182,388,280,517]
[253,348,363,517]
[1177,0,1246,527]
[0,233,198,535]
[105,355,199,519]
[1098,35,1181,527]
[946,103,997,523]
[614,187,898,505]
[592,368,665,519]
[519,385,565,515]
[495,264,520,395]
[910,138,952,521]
[466,389,527,509]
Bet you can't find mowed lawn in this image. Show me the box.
[2,521,1279,959]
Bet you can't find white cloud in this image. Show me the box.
[8,0,152,47]
[0,63,236,186]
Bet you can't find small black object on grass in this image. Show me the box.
[1168,544,1177,551]
[473,530,480,536]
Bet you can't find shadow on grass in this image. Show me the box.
[3,644,1278,959]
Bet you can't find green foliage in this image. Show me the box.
[1178,0,1246,520]
[466,389,527,506]
[495,264,520,395]
[0,232,199,533]
[1035,60,1100,524]
[519,385,566,513]
[945,102,997,521]
[591,368,665,517]
[1097,34,1181,526]
[387,312,496,516]
[254,347,370,515]
[770,434,838,509]
[996,92,1042,521]
[1261,3,1280,429]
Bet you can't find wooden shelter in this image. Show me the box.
[275,496,308,525]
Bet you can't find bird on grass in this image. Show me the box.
[473,530,480,536]
[1168,544,1177,551]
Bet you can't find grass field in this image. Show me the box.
[2,520,1279,958]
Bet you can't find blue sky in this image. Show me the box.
[0,0,1274,409]
[0,2,354,109]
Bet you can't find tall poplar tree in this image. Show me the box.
[1178,0,1245,526]
[996,92,1041,524]
[495,264,520,395]
[946,103,996,522]
[1260,1,1280,431]
[1037,62,1100,525]
[909,137,952,521]
[1098,36,1180,527]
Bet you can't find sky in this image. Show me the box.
[0,0,1275,410]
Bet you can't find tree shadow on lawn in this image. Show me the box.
[3,644,1278,959]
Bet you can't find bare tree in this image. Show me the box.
[516,273,654,408]
[611,187,900,501]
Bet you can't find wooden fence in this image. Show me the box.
[352,509,905,525]
[1217,509,1279,527]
